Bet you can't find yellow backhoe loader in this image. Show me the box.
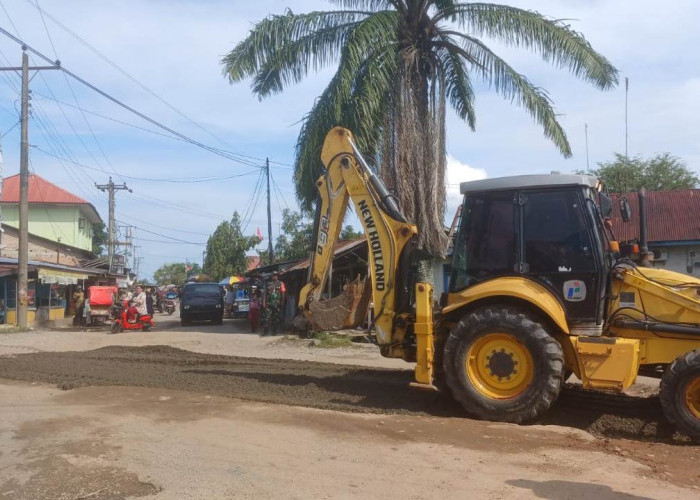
[297,127,700,440]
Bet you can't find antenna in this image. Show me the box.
[585,123,590,172]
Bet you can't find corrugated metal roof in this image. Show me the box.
[1,174,102,223]
[611,189,700,242]
[282,238,366,274]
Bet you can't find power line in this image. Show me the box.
[32,145,261,183]
[0,25,268,169]
[117,222,206,245]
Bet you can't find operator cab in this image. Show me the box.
[449,174,611,332]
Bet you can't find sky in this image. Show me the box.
[0,0,697,280]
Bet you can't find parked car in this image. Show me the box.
[179,282,224,326]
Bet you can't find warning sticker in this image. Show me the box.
[619,292,636,309]
[563,280,587,302]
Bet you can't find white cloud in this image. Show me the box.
[445,155,487,223]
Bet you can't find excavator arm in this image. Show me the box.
[298,128,425,352]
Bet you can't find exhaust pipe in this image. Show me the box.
[638,188,648,253]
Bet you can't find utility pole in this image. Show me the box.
[0,47,59,327]
[96,177,131,272]
[266,157,273,263]
[625,77,629,160]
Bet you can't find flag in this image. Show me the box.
[186,265,191,272]
[256,227,263,241]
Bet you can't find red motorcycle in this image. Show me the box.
[110,299,155,333]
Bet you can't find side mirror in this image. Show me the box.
[619,197,632,223]
[599,193,613,218]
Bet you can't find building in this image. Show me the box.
[0,174,107,324]
[612,189,700,275]
[1,173,102,252]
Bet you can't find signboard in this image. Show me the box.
[38,268,88,285]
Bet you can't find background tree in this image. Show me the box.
[92,222,108,256]
[258,210,365,264]
[339,225,363,240]
[203,212,259,280]
[582,153,699,192]
[153,262,201,286]
[223,1,617,257]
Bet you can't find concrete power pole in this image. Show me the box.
[0,48,59,327]
[266,157,273,263]
[95,177,131,272]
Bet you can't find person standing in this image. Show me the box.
[262,272,286,336]
[225,286,235,318]
[146,288,154,316]
[73,288,85,326]
[248,289,260,332]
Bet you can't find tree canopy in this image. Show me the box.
[153,262,202,287]
[203,213,259,281]
[92,222,108,256]
[223,1,617,257]
[583,153,699,192]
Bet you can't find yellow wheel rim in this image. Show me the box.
[466,333,534,400]
[684,376,700,419]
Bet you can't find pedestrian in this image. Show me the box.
[146,287,154,316]
[73,288,85,326]
[262,272,286,336]
[225,286,235,318]
[248,289,260,332]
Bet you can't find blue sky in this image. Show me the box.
[0,0,698,280]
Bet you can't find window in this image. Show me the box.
[450,192,516,291]
[523,190,595,274]
[79,218,86,229]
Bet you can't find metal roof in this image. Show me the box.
[611,189,700,243]
[1,173,102,223]
[460,174,598,194]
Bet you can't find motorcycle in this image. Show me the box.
[110,299,155,333]
[164,298,176,315]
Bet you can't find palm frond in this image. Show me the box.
[293,12,401,209]
[450,32,571,156]
[436,3,618,89]
[222,10,369,88]
[328,0,402,12]
[435,40,476,129]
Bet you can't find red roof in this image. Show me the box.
[1,173,89,205]
[611,189,700,242]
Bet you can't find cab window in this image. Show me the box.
[523,190,595,273]
[450,192,516,291]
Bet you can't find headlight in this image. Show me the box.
[184,305,190,310]
[215,304,222,309]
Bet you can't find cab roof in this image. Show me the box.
[460,174,598,194]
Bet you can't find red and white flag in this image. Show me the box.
[256,227,263,241]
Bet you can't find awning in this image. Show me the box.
[38,268,88,285]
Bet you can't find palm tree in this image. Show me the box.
[223,1,617,257]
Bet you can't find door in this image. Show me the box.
[521,189,601,322]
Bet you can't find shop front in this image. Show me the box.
[0,262,94,325]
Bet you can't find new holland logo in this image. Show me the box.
[563,280,586,302]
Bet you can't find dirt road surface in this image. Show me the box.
[1,313,699,499]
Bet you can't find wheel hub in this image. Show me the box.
[466,333,534,400]
[489,350,516,378]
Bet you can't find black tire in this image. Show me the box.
[443,306,565,424]
[110,322,120,334]
[181,318,191,327]
[213,316,223,326]
[660,350,700,442]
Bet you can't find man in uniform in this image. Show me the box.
[262,272,286,336]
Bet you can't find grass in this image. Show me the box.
[0,324,32,334]
[312,331,354,349]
